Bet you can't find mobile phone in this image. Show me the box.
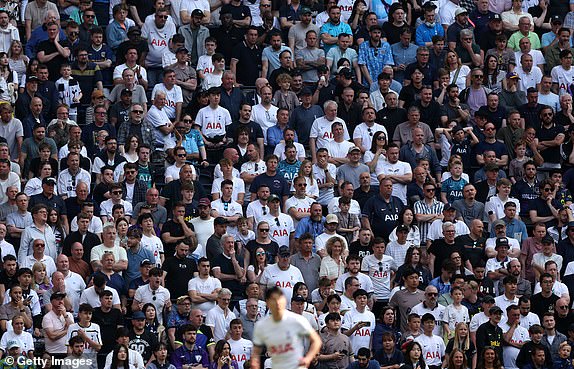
[361,321,371,327]
[341,350,348,356]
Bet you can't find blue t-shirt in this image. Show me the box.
[441,176,468,204]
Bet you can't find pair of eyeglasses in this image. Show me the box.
[156,15,168,19]
[259,228,270,232]
[112,191,123,195]
[84,14,95,18]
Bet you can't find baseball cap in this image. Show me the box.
[370,24,383,32]
[268,194,281,203]
[506,71,520,79]
[452,126,464,135]
[132,311,146,320]
[127,228,142,239]
[191,9,204,17]
[492,219,506,228]
[495,237,509,249]
[347,146,361,154]
[397,224,409,233]
[551,15,562,24]
[482,295,495,304]
[337,67,352,78]
[422,2,437,10]
[542,235,554,244]
[489,306,503,315]
[214,217,229,225]
[42,177,57,185]
[127,26,141,35]
[490,14,502,21]
[6,340,20,350]
[291,295,306,302]
[140,259,152,267]
[443,203,455,212]
[120,88,132,95]
[300,87,313,96]
[278,246,291,257]
[26,76,39,83]
[568,221,574,229]
[198,198,211,207]
[177,295,192,304]
[455,7,468,16]
[325,214,339,224]
[300,7,312,14]
[50,291,67,301]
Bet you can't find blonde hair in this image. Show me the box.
[452,322,471,352]
[325,236,346,257]
[297,160,316,186]
[32,262,50,286]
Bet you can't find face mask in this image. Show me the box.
[425,21,435,27]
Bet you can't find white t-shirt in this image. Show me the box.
[66,322,102,354]
[500,322,530,369]
[229,337,253,369]
[259,264,304,305]
[100,199,133,217]
[79,286,121,307]
[533,280,569,297]
[145,105,175,148]
[334,272,374,293]
[251,104,278,144]
[151,84,183,120]
[360,254,397,301]
[195,105,232,138]
[327,197,361,215]
[113,64,148,83]
[376,160,412,205]
[205,305,236,341]
[252,310,315,369]
[180,0,210,15]
[274,142,306,161]
[246,200,270,231]
[309,116,350,149]
[284,196,314,228]
[211,199,243,235]
[411,302,446,336]
[211,177,245,202]
[551,65,574,96]
[141,233,164,267]
[325,140,354,160]
[188,275,222,313]
[353,123,388,153]
[341,308,376,354]
[263,213,295,249]
[70,216,103,234]
[442,303,470,331]
[414,334,446,367]
[485,237,521,254]
[0,330,34,353]
[141,20,176,67]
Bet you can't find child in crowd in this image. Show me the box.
[202,53,225,90]
[442,287,470,339]
[55,63,82,122]
[509,141,530,184]
[197,37,217,81]
[272,73,300,113]
[335,196,360,245]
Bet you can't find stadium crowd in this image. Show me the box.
[1,0,574,368]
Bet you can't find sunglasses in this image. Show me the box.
[544,188,552,192]
[156,15,168,19]
[177,154,187,157]
[259,229,270,232]
[132,110,143,114]
[112,191,123,195]
[84,14,95,18]
[183,119,192,123]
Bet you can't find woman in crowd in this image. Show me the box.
[211,340,239,369]
[445,323,476,369]
[319,236,346,281]
[47,208,66,255]
[24,161,55,196]
[445,50,470,91]
[122,134,140,163]
[245,221,279,269]
[394,246,432,288]
[246,246,268,284]
[400,341,428,369]
[388,206,420,250]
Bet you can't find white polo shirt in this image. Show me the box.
[205,304,236,341]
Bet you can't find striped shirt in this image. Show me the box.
[414,198,444,243]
